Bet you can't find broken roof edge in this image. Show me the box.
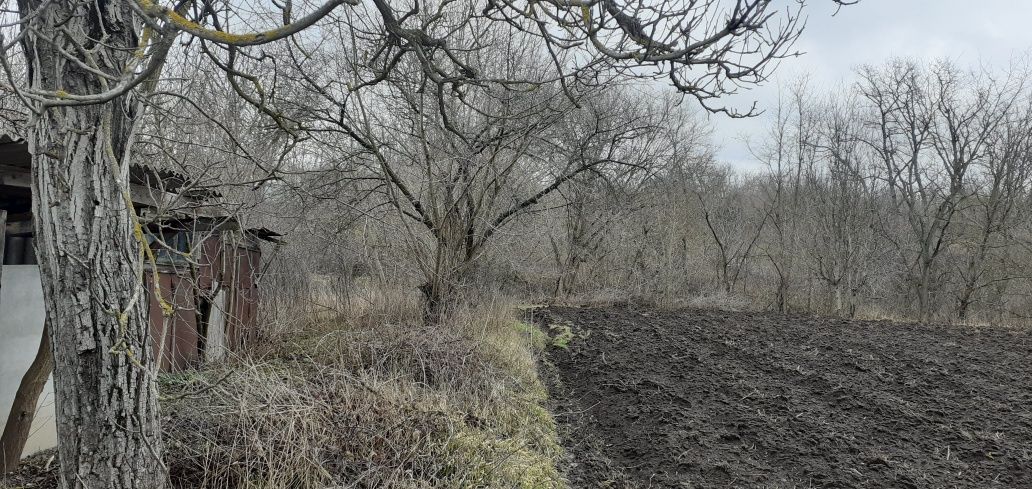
[245,227,284,244]
[140,212,284,244]
[0,134,218,198]
[2,135,281,241]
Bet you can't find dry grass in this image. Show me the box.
[680,290,754,312]
[160,288,565,488]
[552,285,755,314]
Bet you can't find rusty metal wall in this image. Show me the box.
[146,273,200,371]
[145,233,261,372]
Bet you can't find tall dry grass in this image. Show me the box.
[160,282,565,488]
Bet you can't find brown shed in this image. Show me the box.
[0,135,277,372]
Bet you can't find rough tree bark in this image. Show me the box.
[18,1,166,487]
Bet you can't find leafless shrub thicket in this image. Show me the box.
[271,59,1032,325]
[467,59,1032,323]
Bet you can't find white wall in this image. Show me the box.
[0,265,56,456]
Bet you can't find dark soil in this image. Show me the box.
[539,305,1032,488]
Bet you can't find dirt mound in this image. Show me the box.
[540,305,1032,488]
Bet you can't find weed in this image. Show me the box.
[515,320,549,352]
[549,324,575,349]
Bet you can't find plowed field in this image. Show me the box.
[539,306,1032,488]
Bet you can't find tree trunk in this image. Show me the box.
[957,237,991,321]
[915,275,931,323]
[19,1,166,488]
[957,293,973,321]
[776,281,787,313]
[0,323,53,473]
[555,254,583,300]
[832,281,844,315]
[419,280,447,326]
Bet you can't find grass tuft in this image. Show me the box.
[548,324,575,349]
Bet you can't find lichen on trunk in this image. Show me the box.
[18,1,166,487]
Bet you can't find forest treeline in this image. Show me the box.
[267,59,1032,325]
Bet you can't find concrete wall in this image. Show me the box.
[0,265,56,456]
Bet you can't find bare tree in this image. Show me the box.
[754,81,819,312]
[14,3,169,485]
[548,95,683,298]
[692,164,769,295]
[288,54,670,320]
[955,101,1032,318]
[806,96,881,316]
[550,175,634,299]
[0,322,51,473]
[857,60,1022,321]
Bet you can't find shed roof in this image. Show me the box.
[0,135,198,194]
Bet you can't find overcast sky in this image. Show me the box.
[709,0,1032,172]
